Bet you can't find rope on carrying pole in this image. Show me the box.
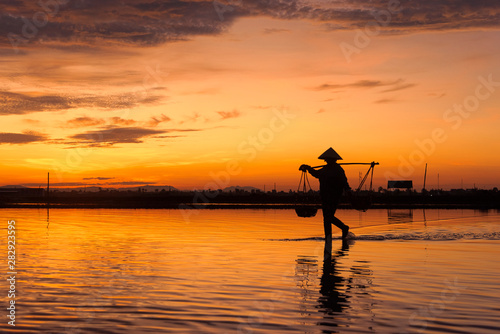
[295,171,318,217]
[350,162,378,212]
[308,161,379,192]
[357,162,377,192]
[297,170,304,193]
[299,161,379,212]
[369,162,375,191]
[297,170,313,193]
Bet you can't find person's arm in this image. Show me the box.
[341,168,351,191]
[299,164,321,178]
[308,166,321,179]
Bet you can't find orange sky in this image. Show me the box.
[1,1,500,190]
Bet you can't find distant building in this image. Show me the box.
[387,180,413,190]
[0,187,44,198]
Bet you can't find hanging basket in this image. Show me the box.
[295,205,318,218]
[295,170,318,218]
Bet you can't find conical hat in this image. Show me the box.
[318,147,342,160]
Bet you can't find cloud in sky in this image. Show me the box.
[66,116,106,128]
[1,0,499,51]
[381,82,417,93]
[20,182,90,187]
[163,128,203,132]
[20,181,152,187]
[66,116,171,129]
[22,118,42,125]
[107,181,155,186]
[313,78,415,92]
[66,115,176,129]
[0,91,71,115]
[179,112,205,124]
[69,126,167,146]
[217,109,241,120]
[0,122,210,147]
[146,114,172,127]
[65,116,154,130]
[263,28,291,35]
[0,0,233,49]
[110,117,137,126]
[0,90,165,116]
[0,131,48,144]
[374,98,399,104]
[82,177,116,180]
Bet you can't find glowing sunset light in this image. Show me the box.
[1,0,499,190]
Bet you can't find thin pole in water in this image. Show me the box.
[47,172,50,204]
[423,163,427,191]
[47,172,50,228]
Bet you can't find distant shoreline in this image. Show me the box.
[1,187,499,210]
[1,203,498,210]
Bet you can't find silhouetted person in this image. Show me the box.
[300,147,350,242]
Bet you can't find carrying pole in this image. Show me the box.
[312,162,379,169]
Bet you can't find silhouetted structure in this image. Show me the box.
[388,180,413,190]
[0,183,499,209]
[0,186,44,202]
[349,161,378,212]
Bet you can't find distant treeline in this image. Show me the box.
[0,187,499,209]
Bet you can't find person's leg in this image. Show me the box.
[331,215,347,230]
[323,234,332,260]
[322,203,333,241]
[333,216,349,239]
[329,199,350,239]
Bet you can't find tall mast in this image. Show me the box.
[46,172,50,228]
[423,163,427,191]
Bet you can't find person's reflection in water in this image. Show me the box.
[317,238,351,333]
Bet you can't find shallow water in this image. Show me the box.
[1,208,499,333]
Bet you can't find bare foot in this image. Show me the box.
[342,226,349,240]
